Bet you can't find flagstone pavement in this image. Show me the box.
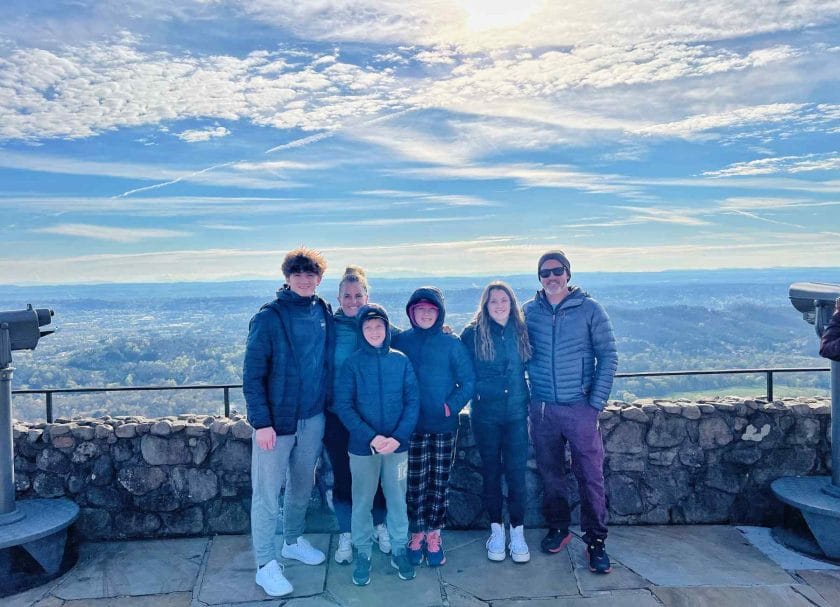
[6,526,840,607]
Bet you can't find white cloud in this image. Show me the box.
[33,223,190,242]
[175,126,231,142]
[3,231,839,284]
[356,189,496,206]
[704,153,840,177]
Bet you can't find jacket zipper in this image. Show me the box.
[551,308,558,401]
[377,353,384,433]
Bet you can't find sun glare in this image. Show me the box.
[454,0,545,32]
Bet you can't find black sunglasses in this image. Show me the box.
[539,267,567,278]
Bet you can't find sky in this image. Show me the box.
[0,1,838,285]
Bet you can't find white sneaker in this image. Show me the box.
[373,523,392,554]
[282,536,326,565]
[486,522,506,561]
[255,560,293,597]
[509,525,531,563]
[335,532,353,564]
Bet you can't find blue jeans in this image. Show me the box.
[472,415,529,527]
[250,413,325,567]
[349,451,409,558]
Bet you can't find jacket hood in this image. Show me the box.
[536,285,587,310]
[405,286,446,331]
[276,284,321,306]
[357,303,392,351]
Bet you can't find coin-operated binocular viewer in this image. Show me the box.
[0,306,79,592]
[772,283,840,559]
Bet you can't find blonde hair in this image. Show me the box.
[469,281,531,362]
[339,265,369,294]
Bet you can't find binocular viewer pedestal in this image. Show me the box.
[771,282,840,561]
[1,306,78,595]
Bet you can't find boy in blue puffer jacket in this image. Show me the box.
[392,287,476,567]
[334,304,420,586]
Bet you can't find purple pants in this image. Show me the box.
[529,400,608,540]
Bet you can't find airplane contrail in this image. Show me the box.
[114,106,419,198]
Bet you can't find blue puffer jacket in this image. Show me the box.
[392,287,476,433]
[332,308,403,407]
[460,319,530,422]
[243,287,334,435]
[523,287,617,410]
[333,304,420,455]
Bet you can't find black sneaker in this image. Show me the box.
[352,553,371,586]
[390,553,416,580]
[540,528,572,553]
[586,538,612,574]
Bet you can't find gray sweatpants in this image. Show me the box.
[250,413,325,567]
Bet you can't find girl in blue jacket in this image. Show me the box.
[392,287,476,567]
[333,304,420,586]
[461,281,532,563]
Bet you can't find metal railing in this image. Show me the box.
[12,367,831,423]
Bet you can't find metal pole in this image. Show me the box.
[0,362,15,517]
[831,360,839,489]
[224,387,230,418]
[766,370,774,402]
[46,392,53,423]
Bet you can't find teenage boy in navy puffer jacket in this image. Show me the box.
[392,287,476,567]
[334,304,420,586]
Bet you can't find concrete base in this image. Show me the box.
[772,476,840,559]
[0,498,80,597]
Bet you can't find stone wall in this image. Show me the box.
[13,396,832,540]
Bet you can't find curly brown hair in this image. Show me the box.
[281,247,328,278]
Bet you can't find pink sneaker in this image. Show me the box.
[426,529,445,566]
[407,532,425,565]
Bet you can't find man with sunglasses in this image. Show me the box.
[523,251,618,575]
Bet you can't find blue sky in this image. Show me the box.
[0,1,838,284]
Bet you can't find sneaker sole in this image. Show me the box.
[334,553,353,565]
[510,552,531,563]
[256,578,294,597]
[584,548,612,574]
[542,532,573,554]
[426,556,446,567]
[391,560,416,580]
[487,549,506,562]
[352,576,371,586]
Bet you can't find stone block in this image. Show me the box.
[71,425,96,440]
[447,489,484,527]
[118,465,167,495]
[698,416,733,448]
[646,413,686,448]
[789,417,820,446]
[141,434,191,465]
[171,467,219,503]
[161,506,205,535]
[37,448,71,474]
[90,454,114,486]
[115,423,138,438]
[76,508,112,539]
[679,487,735,523]
[607,474,643,516]
[648,448,678,466]
[32,472,66,497]
[678,443,704,468]
[210,420,230,435]
[609,454,647,472]
[190,437,211,465]
[185,423,208,437]
[72,441,100,464]
[86,485,126,509]
[230,419,253,440]
[724,445,762,465]
[95,424,114,440]
[49,423,72,437]
[151,420,172,436]
[680,404,701,419]
[210,439,250,471]
[135,488,182,512]
[621,407,649,423]
[52,435,76,449]
[206,498,249,533]
[605,421,646,454]
[114,511,162,537]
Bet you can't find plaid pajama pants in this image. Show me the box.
[407,431,457,532]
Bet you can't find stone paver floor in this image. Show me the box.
[5,526,840,607]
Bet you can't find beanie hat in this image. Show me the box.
[357,303,389,327]
[538,250,571,277]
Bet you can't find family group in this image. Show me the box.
[242,246,618,597]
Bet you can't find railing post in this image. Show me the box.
[766,371,774,403]
[223,387,230,418]
[46,392,53,423]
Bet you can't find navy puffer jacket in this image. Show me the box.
[332,308,403,407]
[333,304,420,455]
[392,287,476,433]
[523,287,617,410]
[461,319,530,422]
[243,287,334,435]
